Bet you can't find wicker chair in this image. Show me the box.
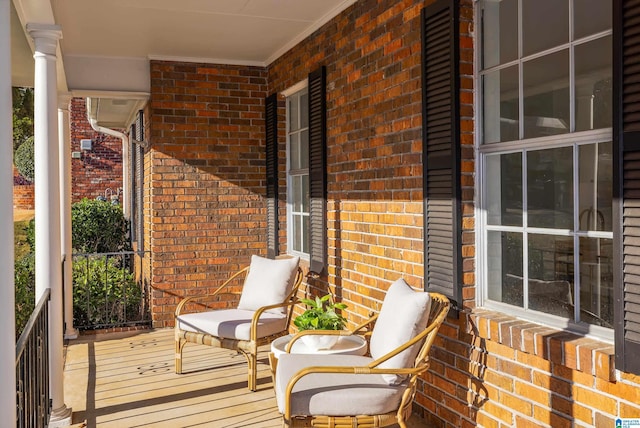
[275,278,450,427]
[175,255,303,391]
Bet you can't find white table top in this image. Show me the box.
[271,334,367,359]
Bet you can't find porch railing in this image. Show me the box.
[16,288,51,428]
[72,251,150,331]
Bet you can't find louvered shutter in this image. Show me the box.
[265,94,279,259]
[421,0,461,311]
[308,67,327,275]
[135,111,144,251]
[615,0,640,375]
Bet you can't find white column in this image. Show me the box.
[27,23,72,427]
[59,96,77,339]
[122,138,130,219]
[0,1,16,426]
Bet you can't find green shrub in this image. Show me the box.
[72,255,141,328]
[14,136,34,182]
[72,199,129,253]
[14,254,35,338]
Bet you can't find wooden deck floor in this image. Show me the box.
[63,328,433,428]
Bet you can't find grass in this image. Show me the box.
[14,220,32,260]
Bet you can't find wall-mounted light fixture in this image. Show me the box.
[80,139,92,151]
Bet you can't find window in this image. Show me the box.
[286,87,310,257]
[478,0,613,336]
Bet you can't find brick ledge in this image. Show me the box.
[467,309,615,381]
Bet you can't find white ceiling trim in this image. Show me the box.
[264,0,357,65]
[147,54,266,68]
[71,90,150,100]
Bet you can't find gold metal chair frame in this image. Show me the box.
[175,265,304,391]
[281,292,450,428]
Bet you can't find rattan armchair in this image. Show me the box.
[175,255,303,391]
[274,279,450,427]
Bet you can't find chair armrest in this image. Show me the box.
[175,266,250,318]
[174,291,243,318]
[283,313,377,352]
[249,299,301,341]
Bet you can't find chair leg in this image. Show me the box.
[248,351,257,391]
[236,349,257,391]
[175,337,186,374]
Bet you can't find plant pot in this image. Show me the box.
[301,334,339,351]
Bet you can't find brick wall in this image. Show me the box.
[144,0,640,426]
[13,165,34,209]
[70,97,124,203]
[148,62,268,326]
[268,0,427,323]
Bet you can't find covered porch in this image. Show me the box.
[63,329,431,428]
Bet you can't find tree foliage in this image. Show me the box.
[14,136,34,182]
[12,87,34,152]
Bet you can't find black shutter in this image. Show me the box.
[135,111,144,251]
[265,93,279,259]
[308,66,327,275]
[615,0,640,375]
[421,0,461,311]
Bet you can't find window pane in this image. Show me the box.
[527,147,573,229]
[302,215,310,254]
[522,0,568,57]
[289,96,299,132]
[293,215,302,252]
[293,176,302,212]
[480,0,518,69]
[523,50,570,139]
[486,152,522,226]
[528,234,574,318]
[578,142,613,232]
[300,130,309,169]
[575,36,612,132]
[487,231,524,307]
[290,133,300,170]
[302,174,309,212]
[300,91,309,128]
[574,0,612,40]
[579,237,613,328]
[483,66,519,144]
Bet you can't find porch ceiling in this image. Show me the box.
[10,0,357,128]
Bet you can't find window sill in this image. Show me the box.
[468,309,615,382]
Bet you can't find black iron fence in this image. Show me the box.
[16,288,50,428]
[72,251,150,331]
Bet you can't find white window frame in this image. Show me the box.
[475,0,614,341]
[284,82,310,259]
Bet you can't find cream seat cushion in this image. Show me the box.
[275,353,407,416]
[177,309,287,341]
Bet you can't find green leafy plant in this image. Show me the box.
[14,253,35,339]
[72,255,142,328]
[71,199,129,253]
[293,294,348,331]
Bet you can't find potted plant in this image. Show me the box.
[293,294,348,350]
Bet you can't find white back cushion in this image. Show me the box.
[369,278,432,385]
[237,255,300,315]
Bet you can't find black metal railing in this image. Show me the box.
[72,251,150,331]
[16,288,51,428]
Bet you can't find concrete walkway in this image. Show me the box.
[64,329,432,428]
